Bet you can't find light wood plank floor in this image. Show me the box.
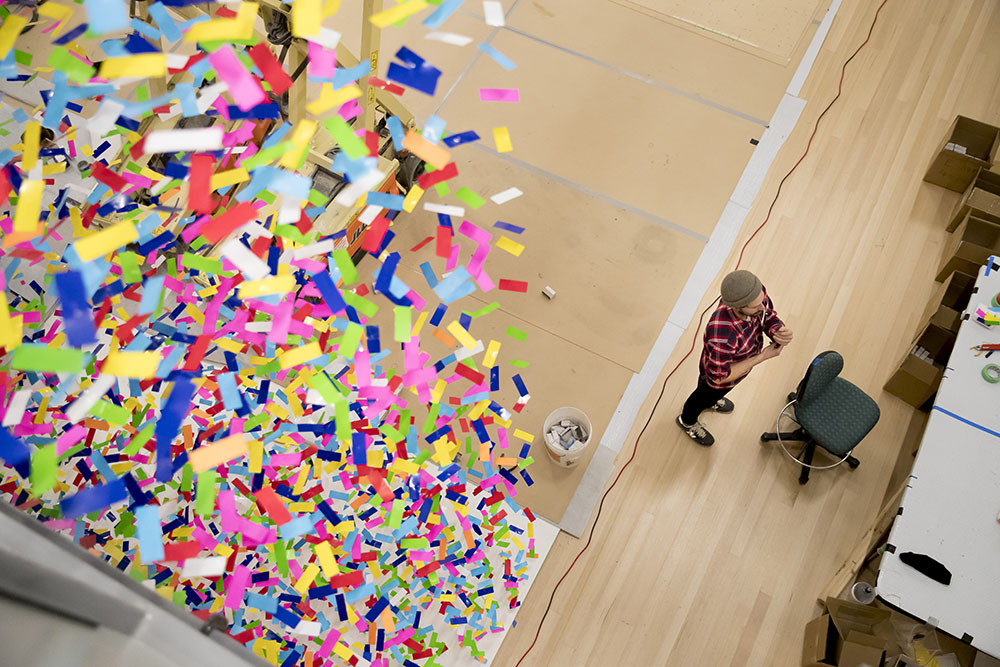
[498,0,1000,664]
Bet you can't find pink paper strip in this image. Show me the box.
[208,45,267,111]
[479,88,520,102]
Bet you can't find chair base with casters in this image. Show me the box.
[760,353,879,485]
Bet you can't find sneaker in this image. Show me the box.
[676,416,715,447]
[711,398,734,414]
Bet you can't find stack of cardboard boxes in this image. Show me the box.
[884,116,1000,409]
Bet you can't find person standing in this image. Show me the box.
[677,270,793,446]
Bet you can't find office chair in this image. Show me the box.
[761,351,880,484]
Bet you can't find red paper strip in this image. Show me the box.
[90,162,129,192]
[364,130,379,156]
[435,225,452,258]
[368,77,405,95]
[409,236,433,252]
[182,334,212,371]
[328,570,364,589]
[188,154,215,214]
[454,363,484,385]
[162,541,202,561]
[248,43,293,95]
[361,216,391,253]
[254,486,293,525]
[417,162,459,189]
[0,170,10,206]
[498,279,528,292]
[201,202,258,244]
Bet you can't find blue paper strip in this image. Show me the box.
[477,43,516,70]
[155,378,196,482]
[135,504,165,562]
[312,270,347,314]
[493,221,524,234]
[0,427,30,478]
[60,478,128,519]
[442,130,480,147]
[422,0,464,29]
[54,270,97,347]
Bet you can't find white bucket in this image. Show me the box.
[543,407,593,468]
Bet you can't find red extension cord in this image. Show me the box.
[515,1,892,664]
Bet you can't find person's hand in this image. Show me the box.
[760,343,783,361]
[772,327,794,346]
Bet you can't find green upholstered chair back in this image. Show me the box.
[797,351,844,408]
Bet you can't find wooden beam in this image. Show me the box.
[359,0,384,134]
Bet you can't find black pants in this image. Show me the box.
[680,379,733,426]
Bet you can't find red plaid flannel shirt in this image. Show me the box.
[699,287,784,389]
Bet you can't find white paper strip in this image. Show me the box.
[489,186,522,204]
[219,239,271,281]
[291,621,322,636]
[358,205,381,225]
[180,557,226,578]
[2,390,31,427]
[144,127,224,154]
[293,239,335,260]
[334,170,383,207]
[64,375,116,424]
[423,203,465,216]
[310,27,342,50]
[425,31,473,46]
[196,83,228,114]
[483,0,505,26]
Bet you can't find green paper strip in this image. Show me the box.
[337,322,364,359]
[11,345,84,373]
[30,445,57,496]
[400,537,428,549]
[467,302,499,318]
[89,399,130,425]
[510,359,529,368]
[335,397,351,441]
[505,326,527,342]
[388,499,404,529]
[422,403,440,434]
[272,539,289,578]
[182,252,230,276]
[119,251,142,283]
[195,470,217,517]
[455,187,485,209]
[341,291,377,318]
[307,373,339,406]
[323,116,368,159]
[393,306,412,342]
[331,249,358,284]
[241,142,294,169]
[48,46,95,83]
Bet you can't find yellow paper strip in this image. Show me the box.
[278,120,318,169]
[496,236,524,256]
[369,0,428,27]
[294,563,320,593]
[74,220,138,261]
[102,350,161,378]
[99,54,167,79]
[314,541,339,577]
[279,341,322,369]
[403,184,424,212]
[185,3,257,42]
[446,321,477,351]
[239,275,296,298]
[492,126,513,153]
[210,168,249,191]
[402,131,451,169]
[13,180,44,233]
[188,434,249,473]
[306,84,362,115]
[483,340,501,367]
[22,122,39,172]
[291,0,321,36]
[0,15,27,59]
[513,428,534,443]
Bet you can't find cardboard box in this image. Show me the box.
[924,116,1000,192]
[802,598,891,667]
[920,270,976,326]
[884,353,944,409]
[947,169,1000,231]
[938,212,1000,280]
[974,650,1000,667]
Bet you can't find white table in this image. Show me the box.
[877,261,1000,659]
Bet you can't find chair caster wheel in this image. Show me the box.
[798,477,809,485]
[787,392,797,402]
[847,456,860,469]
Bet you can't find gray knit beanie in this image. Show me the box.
[720,270,762,308]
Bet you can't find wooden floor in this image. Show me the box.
[497,0,1000,664]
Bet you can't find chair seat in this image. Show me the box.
[795,378,880,456]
